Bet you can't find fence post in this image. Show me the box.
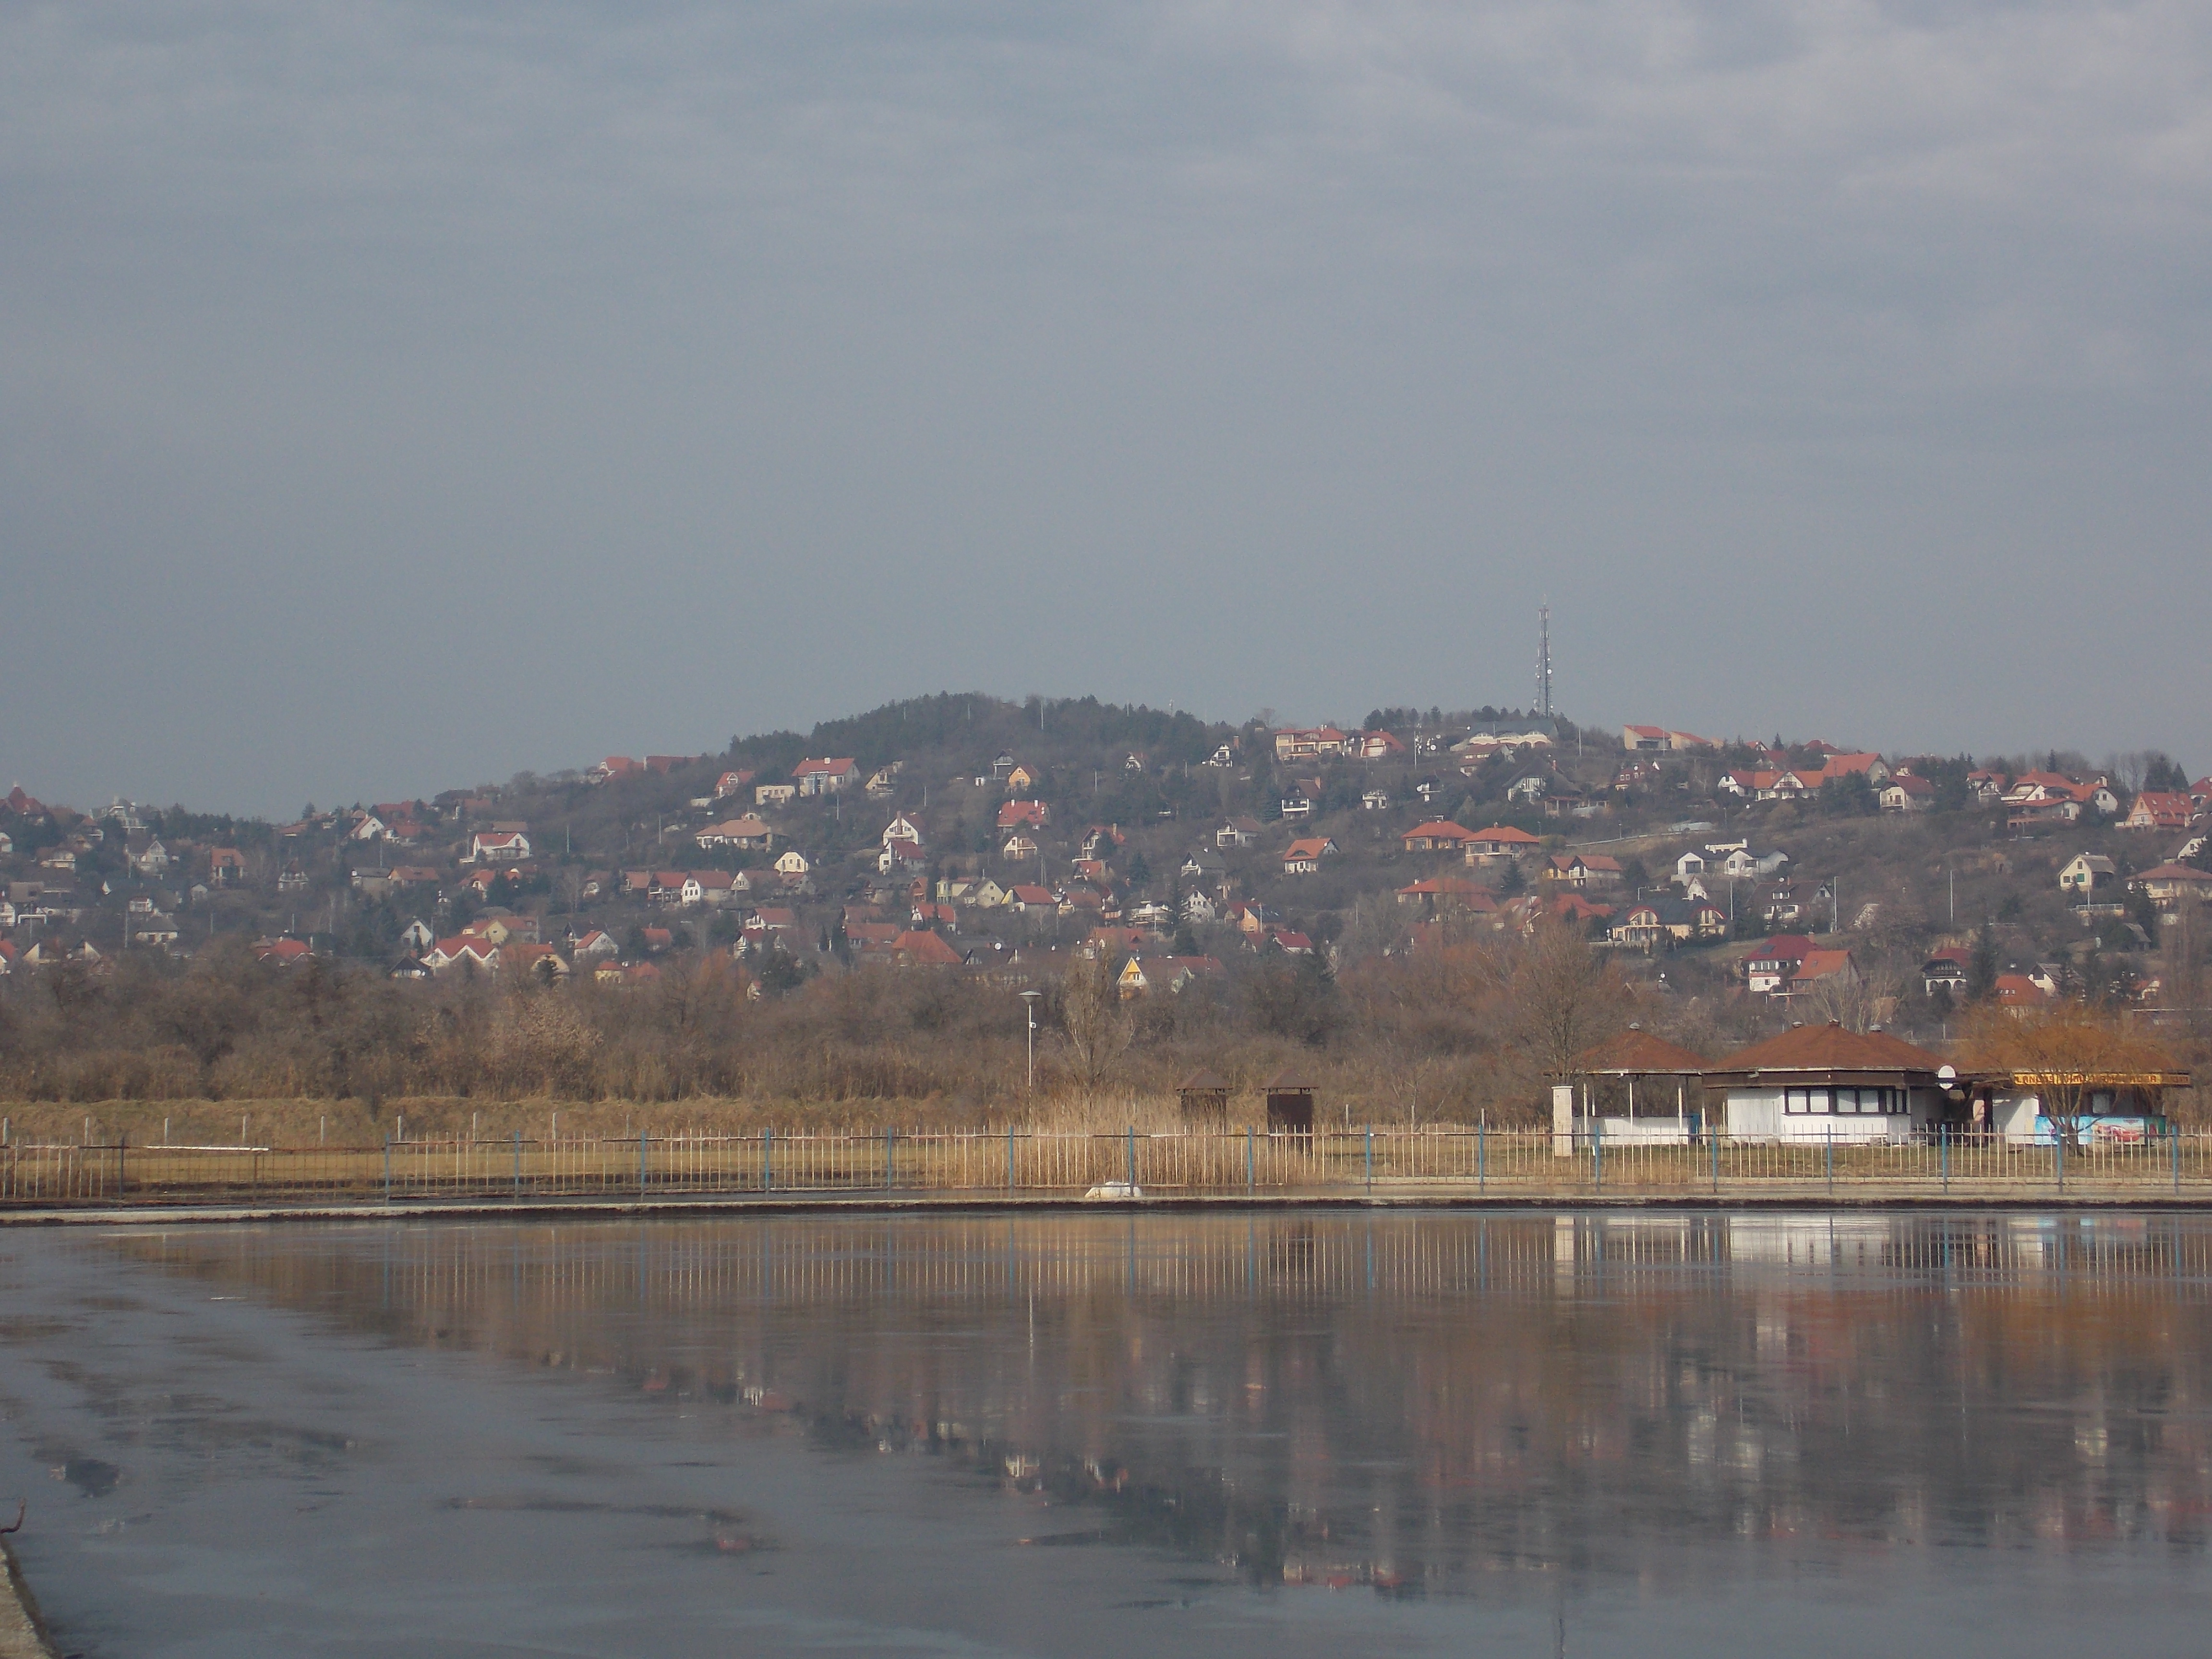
[1246,1125,1255,1197]
[1710,1126,1719,1196]
[885,1127,895,1190]
[383,1134,392,1205]
[2174,1123,2182,1196]
[2056,1129,2064,1196]
[1126,1126,1136,1191]
[639,1130,648,1200]
[513,1131,521,1202]
[1365,1125,1373,1193]
[764,1127,774,1194]
[1006,1125,1014,1193]
[1592,1116,1602,1192]
[1478,1120,1486,1192]
[1941,1125,1949,1195]
[1826,1126,1834,1197]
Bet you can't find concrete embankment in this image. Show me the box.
[0,1536,57,1659]
[6,1186,2212,1227]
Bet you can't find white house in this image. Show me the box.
[1706,1023,1953,1144]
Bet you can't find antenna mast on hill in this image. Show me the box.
[1535,603,1553,719]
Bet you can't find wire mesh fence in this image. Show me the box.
[9,1125,2212,1209]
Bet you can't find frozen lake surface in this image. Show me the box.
[3,1210,2211,1656]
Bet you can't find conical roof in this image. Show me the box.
[1572,1028,1708,1076]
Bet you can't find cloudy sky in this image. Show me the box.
[4,0,2208,815]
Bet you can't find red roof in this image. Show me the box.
[894,930,963,966]
[1404,820,1478,844]
[1469,825,1542,845]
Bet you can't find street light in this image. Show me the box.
[1019,990,1042,1094]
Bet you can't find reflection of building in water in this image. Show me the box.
[110,1214,2212,1588]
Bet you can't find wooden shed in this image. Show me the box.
[1176,1069,1232,1128]
[1262,1071,1317,1138]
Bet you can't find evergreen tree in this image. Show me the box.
[1968,922,2001,1001]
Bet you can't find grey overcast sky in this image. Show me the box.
[4,0,2209,816]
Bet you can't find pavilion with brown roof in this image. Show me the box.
[1553,1025,1709,1151]
[1703,1022,1956,1144]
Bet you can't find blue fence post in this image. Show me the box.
[2056,1128,2064,1196]
[764,1126,773,1194]
[1710,1126,1719,1195]
[1126,1125,1136,1191]
[1478,1120,1487,1192]
[1941,1125,1949,1195]
[638,1130,647,1200]
[513,1130,521,1202]
[885,1127,895,1190]
[1826,1126,1834,1196]
[1246,1125,1255,1197]
[383,1134,391,1205]
[1593,1116,1602,1192]
[2175,1122,2182,1196]
[1365,1125,1373,1193]
[1006,1125,1015,1193]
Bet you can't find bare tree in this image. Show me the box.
[1796,962,1904,1033]
[1057,954,1133,1089]
[1958,1001,2176,1150]
[1508,921,1631,1082]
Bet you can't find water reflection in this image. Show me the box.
[107,1212,2212,1594]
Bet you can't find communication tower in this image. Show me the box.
[1535,603,1553,719]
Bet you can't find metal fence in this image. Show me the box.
[10,1126,2212,1209]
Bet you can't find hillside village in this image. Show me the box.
[5,694,2208,1061]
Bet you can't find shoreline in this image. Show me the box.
[7,1188,2212,1226]
[0,1539,57,1659]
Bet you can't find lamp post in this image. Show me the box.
[1020,990,1042,1094]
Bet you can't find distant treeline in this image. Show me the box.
[0,926,1706,1124]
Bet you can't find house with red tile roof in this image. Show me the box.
[1465,825,1542,861]
[696,815,773,851]
[1282,836,1338,874]
[1743,935,1817,995]
[2131,862,2212,913]
[792,757,858,796]
[1395,876,1496,915]
[2124,791,2196,831]
[892,930,964,967]
[1272,726,1352,761]
[1402,820,1479,853]
[1879,775,1936,812]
